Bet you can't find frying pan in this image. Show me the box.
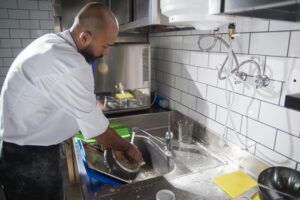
[104,149,140,180]
[258,166,300,200]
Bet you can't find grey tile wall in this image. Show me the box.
[0,0,54,88]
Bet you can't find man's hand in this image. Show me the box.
[124,144,144,165]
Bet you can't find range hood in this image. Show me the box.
[210,0,300,21]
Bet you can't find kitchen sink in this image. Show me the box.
[82,132,175,184]
[133,135,175,182]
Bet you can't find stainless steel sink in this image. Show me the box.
[133,135,175,182]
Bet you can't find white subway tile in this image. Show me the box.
[265,57,300,82]
[175,77,189,91]
[149,37,160,47]
[226,128,256,154]
[174,102,189,115]
[30,10,49,20]
[151,59,158,70]
[197,98,216,119]
[159,36,170,48]
[255,144,297,169]
[165,49,177,62]
[249,32,290,56]
[188,109,206,125]
[158,61,181,76]
[217,76,245,94]
[157,71,175,87]
[269,20,300,31]
[0,77,5,85]
[182,35,199,50]
[235,17,269,33]
[181,92,197,110]
[40,20,53,30]
[241,117,276,148]
[221,33,250,54]
[190,51,208,68]
[275,131,300,162]
[18,0,38,10]
[0,0,17,9]
[10,29,30,38]
[208,53,227,70]
[0,39,21,47]
[170,36,182,49]
[182,65,197,81]
[0,48,12,57]
[206,118,225,136]
[288,31,300,58]
[11,48,23,57]
[0,29,9,38]
[2,57,14,66]
[175,50,190,64]
[169,87,181,102]
[20,20,40,29]
[198,35,221,52]
[38,1,53,11]
[21,39,34,47]
[169,99,175,110]
[216,106,242,132]
[244,77,282,105]
[8,9,29,19]
[198,67,218,86]
[0,9,8,18]
[230,93,260,120]
[189,81,207,99]
[207,86,229,107]
[157,83,169,98]
[259,102,300,137]
[0,19,19,28]
[154,48,164,60]
[0,67,9,76]
[30,29,49,38]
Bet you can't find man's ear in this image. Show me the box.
[79,31,92,47]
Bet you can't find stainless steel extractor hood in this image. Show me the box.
[210,0,300,21]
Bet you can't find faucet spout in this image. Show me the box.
[164,131,174,157]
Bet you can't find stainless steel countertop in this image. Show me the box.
[73,111,269,200]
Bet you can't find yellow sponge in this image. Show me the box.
[115,92,134,99]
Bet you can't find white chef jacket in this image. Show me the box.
[0,30,109,146]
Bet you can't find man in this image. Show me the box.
[0,3,143,200]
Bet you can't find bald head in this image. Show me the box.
[71,2,118,35]
[70,3,119,62]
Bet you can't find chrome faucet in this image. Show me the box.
[132,127,175,157]
[164,130,174,157]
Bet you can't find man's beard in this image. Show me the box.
[79,48,102,64]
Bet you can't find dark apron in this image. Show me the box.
[0,141,64,200]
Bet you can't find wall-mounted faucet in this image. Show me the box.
[198,23,270,89]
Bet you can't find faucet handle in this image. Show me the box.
[165,131,173,141]
[255,75,270,89]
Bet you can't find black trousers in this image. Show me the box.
[0,141,64,200]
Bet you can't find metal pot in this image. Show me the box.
[104,149,140,180]
[258,166,300,200]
